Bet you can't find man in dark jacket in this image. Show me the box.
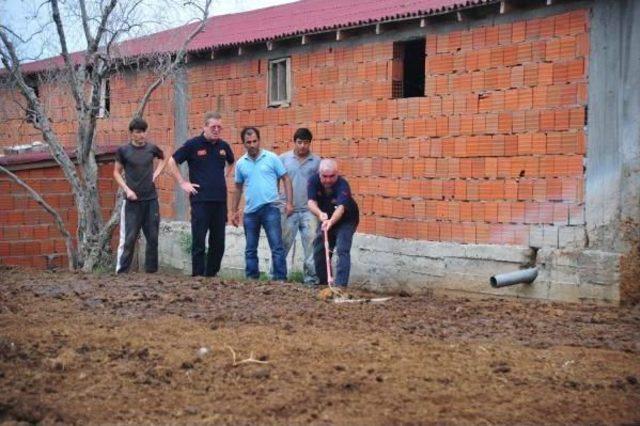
[307,159,359,287]
[167,111,235,277]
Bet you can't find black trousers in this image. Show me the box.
[116,198,159,273]
[191,201,227,277]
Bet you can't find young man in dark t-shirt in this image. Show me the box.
[167,111,235,277]
[307,159,359,286]
[113,117,166,273]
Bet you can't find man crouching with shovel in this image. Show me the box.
[307,159,359,289]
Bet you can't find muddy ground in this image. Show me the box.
[0,266,639,425]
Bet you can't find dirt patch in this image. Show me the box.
[1,267,639,424]
[620,219,640,305]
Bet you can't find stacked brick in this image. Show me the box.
[316,10,584,245]
[0,162,118,268]
[204,10,589,247]
[401,10,589,245]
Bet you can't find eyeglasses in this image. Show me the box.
[320,174,336,178]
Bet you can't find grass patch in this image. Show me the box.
[288,270,304,283]
[179,232,192,256]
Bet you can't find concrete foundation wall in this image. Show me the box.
[151,220,619,303]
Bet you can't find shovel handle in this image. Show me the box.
[323,227,334,286]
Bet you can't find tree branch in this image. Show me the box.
[49,0,85,111]
[96,188,124,253]
[77,0,95,47]
[0,164,78,270]
[0,27,84,199]
[88,0,118,55]
[134,0,211,118]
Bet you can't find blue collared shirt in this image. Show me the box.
[235,149,287,214]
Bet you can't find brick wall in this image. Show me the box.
[0,158,118,268]
[0,8,589,250]
[189,9,589,246]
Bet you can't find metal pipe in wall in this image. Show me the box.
[490,267,538,288]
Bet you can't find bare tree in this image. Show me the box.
[0,0,212,271]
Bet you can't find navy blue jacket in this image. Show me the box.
[173,134,234,203]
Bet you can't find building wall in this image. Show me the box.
[179,7,588,248]
[0,159,118,268]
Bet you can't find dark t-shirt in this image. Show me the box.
[172,134,235,203]
[307,175,359,225]
[116,142,164,201]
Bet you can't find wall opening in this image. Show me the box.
[268,57,291,107]
[98,78,111,118]
[25,79,40,124]
[392,38,426,98]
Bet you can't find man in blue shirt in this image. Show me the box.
[231,127,293,281]
[168,111,235,277]
[279,128,321,285]
[308,159,359,287]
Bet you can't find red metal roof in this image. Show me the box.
[22,0,493,73]
[0,145,118,167]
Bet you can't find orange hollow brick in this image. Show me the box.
[486,26,500,47]
[457,202,470,221]
[511,65,525,88]
[484,201,499,222]
[471,71,485,92]
[477,48,492,70]
[459,158,474,178]
[471,202,484,222]
[465,51,480,72]
[494,114,510,134]
[512,111,526,133]
[463,220,478,243]
[553,203,569,224]
[569,107,586,128]
[497,202,511,223]
[464,93,478,114]
[511,202,526,223]
[525,110,540,132]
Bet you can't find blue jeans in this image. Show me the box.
[282,210,319,284]
[313,220,357,286]
[243,203,287,280]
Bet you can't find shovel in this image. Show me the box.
[323,227,335,287]
[322,226,391,305]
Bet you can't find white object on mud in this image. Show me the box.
[197,347,210,357]
[333,297,392,304]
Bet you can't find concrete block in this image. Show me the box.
[549,267,580,286]
[463,244,533,263]
[558,226,587,249]
[577,283,619,303]
[576,250,620,286]
[569,205,585,225]
[546,283,582,303]
[529,225,544,249]
[444,257,522,277]
[542,225,559,248]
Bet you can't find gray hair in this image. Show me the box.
[319,159,338,173]
[204,111,222,124]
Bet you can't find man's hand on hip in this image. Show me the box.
[180,181,199,195]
